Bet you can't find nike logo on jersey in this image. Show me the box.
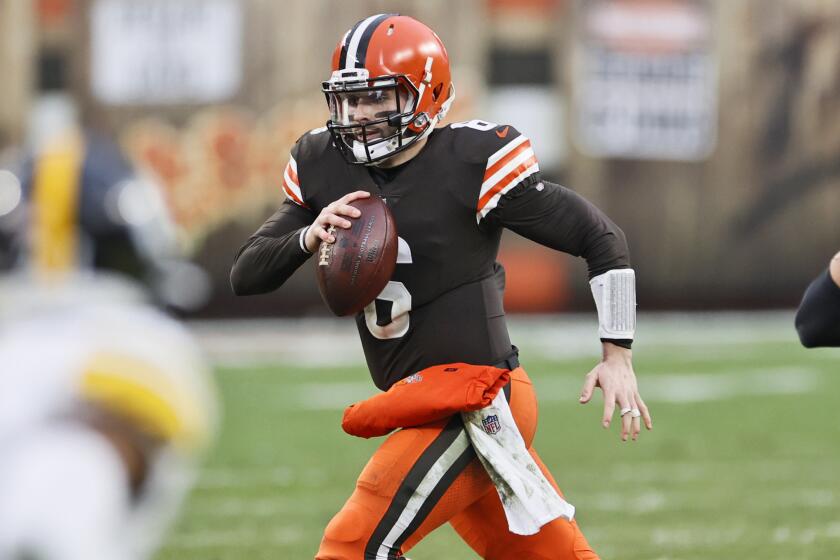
[495,126,510,138]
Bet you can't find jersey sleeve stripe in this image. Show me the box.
[288,156,300,186]
[481,141,534,191]
[479,146,537,204]
[283,171,308,208]
[476,160,540,222]
[281,178,304,206]
[282,163,308,208]
[486,134,529,168]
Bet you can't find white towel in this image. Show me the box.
[461,392,575,536]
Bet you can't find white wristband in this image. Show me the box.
[590,269,636,339]
[299,226,312,254]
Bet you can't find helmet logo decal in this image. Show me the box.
[415,57,434,106]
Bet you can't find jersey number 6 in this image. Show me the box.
[364,237,412,339]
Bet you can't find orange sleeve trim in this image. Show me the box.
[282,173,309,208]
[477,154,539,211]
[483,140,532,182]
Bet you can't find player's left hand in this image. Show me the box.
[579,342,652,442]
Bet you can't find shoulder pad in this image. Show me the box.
[445,121,540,223]
[445,120,527,164]
[281,127,333,209]
[291,126,332,163]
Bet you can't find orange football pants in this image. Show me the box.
[315,367,598,560]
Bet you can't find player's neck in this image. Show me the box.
[375,136,429,169]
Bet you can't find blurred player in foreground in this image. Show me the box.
[0,53,217,559]
[795,250,840,347]
[0,282,217,560]
[232,14,650,559]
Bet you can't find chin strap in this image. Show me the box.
[352,137,398,162]
[590,269,636,339]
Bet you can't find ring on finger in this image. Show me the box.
[620,407,633,417]
[630,408,641,418]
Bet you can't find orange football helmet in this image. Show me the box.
[322,14,454,165]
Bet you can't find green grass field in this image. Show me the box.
[157,314,840,559]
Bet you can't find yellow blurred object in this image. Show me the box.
[31,131,85,277]
[80,352,208,451]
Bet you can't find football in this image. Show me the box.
[315,195,398,316]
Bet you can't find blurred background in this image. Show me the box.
[3,0,838,316]
[1,1,839,559]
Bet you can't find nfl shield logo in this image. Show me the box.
[481,414,501,435]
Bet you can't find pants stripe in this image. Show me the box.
[364,416,472,559]
[388,444,476,556]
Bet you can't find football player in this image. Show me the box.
[795,250,840,347]
[231,13,651,559]
[0,280,218,560]
[0,52,218,557]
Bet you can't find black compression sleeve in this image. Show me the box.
[487,180,631,278]
[489,180,633,348]
[230,200,315,295]
[795,269,840,348]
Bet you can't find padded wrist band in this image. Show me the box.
[590,268,636,339]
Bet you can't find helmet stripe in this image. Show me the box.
[343,14,381,70]
[337,25,356,71]
[344,13,394,70]
[353,13,395,69]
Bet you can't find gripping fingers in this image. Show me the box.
[341,190,371,204]
[313,224,336,243]
[315,211,354,245]
[324,213,353,230]
[335,204,362,219]
[325,202,362,221]
[308,192,370,251]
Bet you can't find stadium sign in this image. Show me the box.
[572,0,717,161]
[90,0,242,105]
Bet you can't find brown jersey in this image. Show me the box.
[231,120,630,390]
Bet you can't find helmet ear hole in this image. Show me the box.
[432,83,443,102]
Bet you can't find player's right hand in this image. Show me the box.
[304,190,371,252]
